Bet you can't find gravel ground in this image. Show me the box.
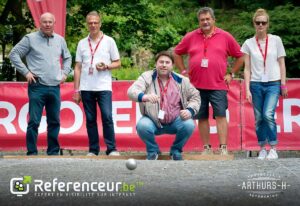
[0,156,299,206]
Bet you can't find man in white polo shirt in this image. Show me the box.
[73,11,121,156]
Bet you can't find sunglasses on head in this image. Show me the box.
[255,21,268,26]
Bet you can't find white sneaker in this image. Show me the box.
[219,145,228,155]
[202,145,213,155]
[258,149,267,160]
[108,151,120,156]
[266,149,278,160]
[87,152,96,156]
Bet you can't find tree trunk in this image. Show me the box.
[0,0,23,23]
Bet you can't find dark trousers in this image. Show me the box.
[81,91,116,155]
[26,81,60,155]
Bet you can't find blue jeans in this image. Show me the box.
[27,81,60,155]
[250,81,280,146]
[136,116,195,155]
[81,91,116,155]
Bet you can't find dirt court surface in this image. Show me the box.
[1,153,299,206]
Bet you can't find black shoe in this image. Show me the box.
[171,152,183,161]
[27,152,38,156]
[147,152,159,160]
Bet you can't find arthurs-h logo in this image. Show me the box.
[10,176,32,196]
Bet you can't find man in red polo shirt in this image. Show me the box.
[173,7,244,155]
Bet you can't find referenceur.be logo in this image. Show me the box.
[10,176,143,197]
[10,176,32,197]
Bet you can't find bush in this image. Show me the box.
[0,58,15,81]
[112,67,144,80]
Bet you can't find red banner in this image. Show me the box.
[1,80,299,152]
[26,0,67,37]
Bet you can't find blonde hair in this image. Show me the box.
[252,8,269,24]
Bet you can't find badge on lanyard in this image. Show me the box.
[201,33,212,69]
[89,66,94,75]
[158,110,165,120]
[88,34,104,75]
[201,58,209,68]
[256,35,269,82]
[158,78,171,120]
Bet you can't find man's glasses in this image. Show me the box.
[88,22,100,25]
[255,21,268,26]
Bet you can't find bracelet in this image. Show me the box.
[280,85,287,89]
[74,89,80,93]
[181,69,187,75]
[229,72,235,78]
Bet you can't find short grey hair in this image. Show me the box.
[197,7,215,20]
[86,11,101,23]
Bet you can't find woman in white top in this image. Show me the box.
[241,8,288,160]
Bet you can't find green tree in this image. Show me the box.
[1,0,300,80]
[227,4,300,77]
[0,0,34,81]
[234,0,300,10]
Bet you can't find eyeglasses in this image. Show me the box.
[88,22,100,25]
[255,21,268,26]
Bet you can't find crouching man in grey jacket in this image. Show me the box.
[127,51,200,160]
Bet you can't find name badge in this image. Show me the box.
[261,73,268,82]
[201,58,209,68]
[89,66,94,75]
[158,110,165,120]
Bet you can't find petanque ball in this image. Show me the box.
[126,158,137,170]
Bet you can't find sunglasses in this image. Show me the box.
[255,21,268,26]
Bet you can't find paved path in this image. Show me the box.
[0,157,299,206]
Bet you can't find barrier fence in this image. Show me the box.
[0,80,299,152]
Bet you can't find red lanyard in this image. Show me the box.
[203,39,208,57]
[202,27,215,57]
[256,35,268,71]
[88,34,104,66]
[158,77,171,106]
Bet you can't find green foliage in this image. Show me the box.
[151,24,181,52]
[0,0,34,81]
[269,4,300,76]
[1,0,300,81]
[65,74,74,82]
[0,24,12,40]
[65,0,200,55]
[111,57,144,80]
[112,67,144,80]
[223,4,300,77]
[234,0,299,10]
[0,57,14,81]
[65,1,300,78]
[121,57,133,68]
